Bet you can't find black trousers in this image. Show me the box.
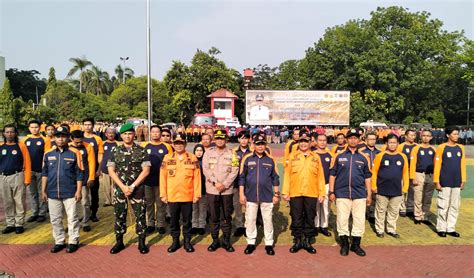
[169,202,193,239]
[207,194,234,239]
[290,196,317,238]
[90,179,100,216]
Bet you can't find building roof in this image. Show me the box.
[207,88,238,99]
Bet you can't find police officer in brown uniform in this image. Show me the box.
[202,130,240,252]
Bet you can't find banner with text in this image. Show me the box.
[245,90,350,126]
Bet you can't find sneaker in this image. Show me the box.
[15,227,25,234]
[36,215,47,222]
[66,244,79,253]
[376,232,384,238]
[50,244,66,253]
[157,227,166,234]
[145,226,155,235]
[244,244,256,255]
[233,227,246,237]
[447,231,460,237]
[2,226,16,234]
[265,246,275,256]
[319,228,332,237]
[387,232,400,239]
[27,215,38,222]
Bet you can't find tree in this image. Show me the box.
[349,89,404,126]
[47,67,57,88]
[114,65,134,85]
[0,78,14,126]
[5,68,46,102]
[67,56,92,93]
[84,65,112,95]
[163,48,241,125]
[251,64,278,90]
[301,6,467,124]
[107,76,169,122]
[274,60,303,90]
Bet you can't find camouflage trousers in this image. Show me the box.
[113,185,146,236]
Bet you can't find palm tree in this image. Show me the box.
[67,56,92,93]
[85,65,112,95]
[115,64,134,84]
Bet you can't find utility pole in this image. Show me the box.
[146,0,152,141]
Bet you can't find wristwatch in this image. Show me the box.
[328,191,335,195]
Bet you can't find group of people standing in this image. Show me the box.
[0,119,467,257]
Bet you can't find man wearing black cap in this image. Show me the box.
[160,133,201,253]
[69,130,96,232]
[232,130,251,237]
[239,134,280,255]
[41,127,84,253]
[107,123,151,254]
[202,129,240,252]
[283,130,325,254]
[329,128,372,257]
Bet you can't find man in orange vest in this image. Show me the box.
[160,133,201,253]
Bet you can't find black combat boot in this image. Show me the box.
[184,237,195,253]
[222,236,235,252]
[207,236,220,252]
[110,234,125,254]
[289,237,303,253]
[339,235,350,256]
[302,237,317,254]
[138,234,149,254]
[350,236,366,256]
[167,237,181,253]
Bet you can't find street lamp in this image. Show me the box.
[119,56,129,84]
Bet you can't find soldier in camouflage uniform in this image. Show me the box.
[107,123,151,254]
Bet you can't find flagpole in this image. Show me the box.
[146,0,152,141]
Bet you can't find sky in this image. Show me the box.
[0,0,473,80]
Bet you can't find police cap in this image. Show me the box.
[173,133,186,143]
[214,129,227,139]
[346,128,362,138]
[54,126,69,137]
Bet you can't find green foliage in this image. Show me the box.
[0,79,14,126]
[47,67,57,87]
[83,65,112,95]
[423,110,446,128]
[349,89,404,126]
[67,56,92,93]
[402,116,415,126]
[300,6,468,125]
[5,68,46,102]
[163,48,241,125]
